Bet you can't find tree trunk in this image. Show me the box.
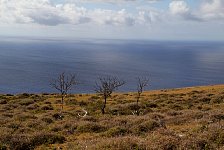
[101,96,107,114]
[136,94,140,116]
[61,95,64,112]
[137,96,139,106]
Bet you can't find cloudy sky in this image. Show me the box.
[0,0,223,41]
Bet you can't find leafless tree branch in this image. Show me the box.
[50,72,78,112]
[94,76,125,114]
[135,76,149,115]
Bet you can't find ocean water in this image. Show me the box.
[0,38,224,94]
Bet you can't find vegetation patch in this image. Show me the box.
[77,122,106,133]
[0,85,224,149]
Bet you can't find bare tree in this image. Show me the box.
[135,76,149,115]
[50,72,78,112]
[94,76,125,114]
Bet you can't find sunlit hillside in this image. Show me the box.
[0,85,224,149]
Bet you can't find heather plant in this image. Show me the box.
[0,85,224,149]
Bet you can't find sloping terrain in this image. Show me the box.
[0,85,224,150]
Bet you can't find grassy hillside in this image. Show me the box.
[0,84,224,150]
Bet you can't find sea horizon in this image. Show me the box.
[0,37,224,94]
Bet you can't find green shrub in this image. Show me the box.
[0,100,7,104]
[146,102,158,108]
[18,93,30,98]
[52,113,64,120]
[0,95,6,100]
[63,123,77,134]
[7,122,21,130]
[65,99,78,105]
[40,105,53,110]
[79,100,88,106]
[0,144,7,150]
[104,126,129,137]
[181,138,212,150]
[81,116,97,122]
[19,99,35,106]
[26,104,39,110]
[131,120,160,134]
[93,136,146,150]
[16,114,37,121]
[42,93,49,95]
[41,117,54,124]
[44,101,51,104]
[26,120,43,129]
[211,114,224,121]
[89,95,100,100]
[211,95,224,104]
[7,134,32,150]
[199,97,211,103]
[2,133,66,150]
[169,104,184,111]
[51,125,63,132]
[207,126,224,146]
[33,133,65,148]
[77,122,105,133]
[166,110,183,116]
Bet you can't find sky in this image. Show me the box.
[0,0,223,41]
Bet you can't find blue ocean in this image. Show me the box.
[0,37,224,94]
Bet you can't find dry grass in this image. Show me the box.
[0,84,224,149]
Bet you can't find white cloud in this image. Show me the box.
[89,9,135,26]
[0,0,159,26]
[68,0,162,3]
[0,0,91,25]
[88,8,160,26]
[169,1,201,21]
[169,1,189,15]
[137,9,162,24]
[200,0,224,20]
[1,0,222,27]
[169,0,224,22]
[0,0,223,40]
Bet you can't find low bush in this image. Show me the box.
[52,113,64,120]
[40,105,53,110]
[17,93,30,99]
[180,137,212,150]
[0,100,7,104]
[131,120,160,134]
[199,97,211,103]
[0,144,7,150]
[65,99,78,105]
[26,104,39,110]
[145,102,158,108]
[89,95,100,100]
[19,99,35,106]
[104,126,129,137]
[41,117,54,124]
[81,116,97,122]
[79,101,88,106]
[168,104,184,111]
[211,95,224,104]
[51,125,63,132]
[77,122,106,133]
[92,136,146,150]
[0,132,66,150]
[26,120,43,129]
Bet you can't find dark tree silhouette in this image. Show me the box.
[50,72,78,112]
[95,76,125,114]
[135,76,149,115]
